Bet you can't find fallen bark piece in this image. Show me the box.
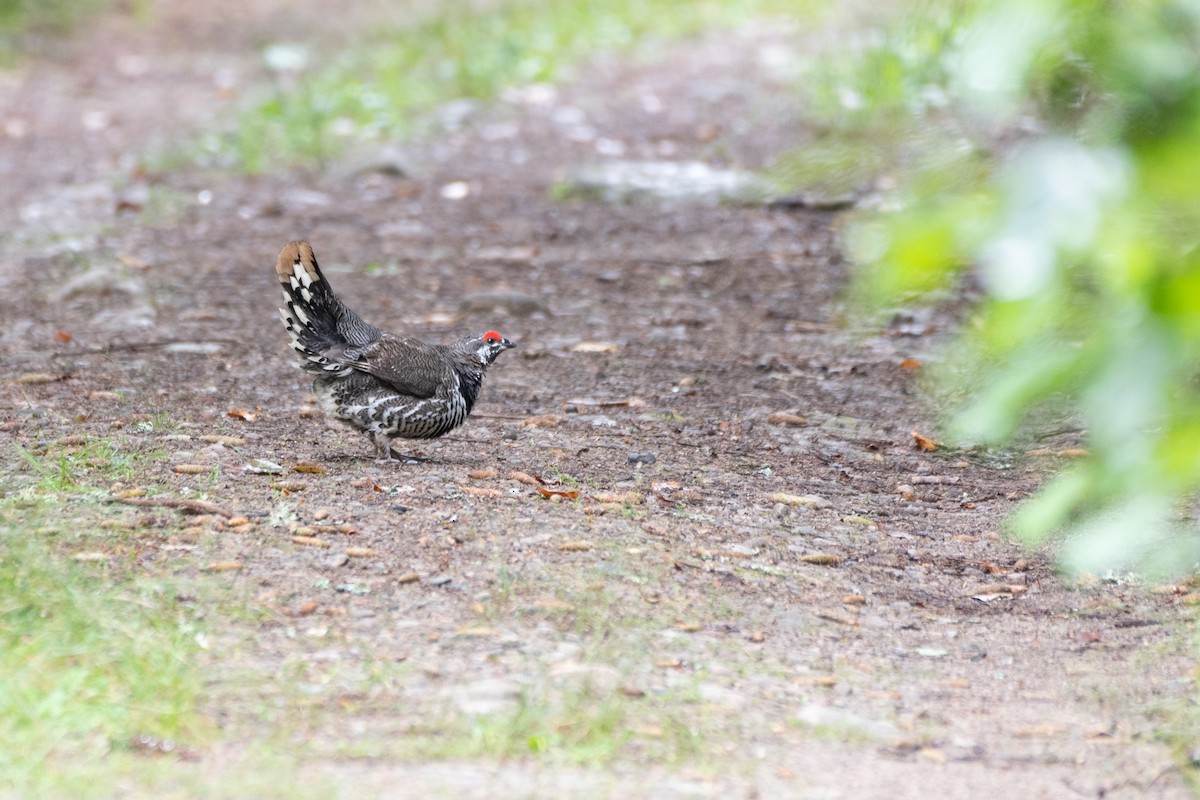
[113,496,234,518]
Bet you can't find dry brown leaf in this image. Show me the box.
[919,747,947,763]
[910,430,939,452]
[570,341,619,353]
[899,357,923,370]
[226,516,250,527]
[468,468,499,480]
[294,601,319,616]
[537,486,579,500]
[293,463,327,474]
[201,434,245,446]
[313,523,357,534]
[16,372,64,385]
[767,411,807,427]
[794,675,838,687]
[456,626,499,638]
[521,414,562,428]
[595,491,643,504]
[227,408,258,422]
[770,492,827,506]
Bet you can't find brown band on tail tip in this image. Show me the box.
[275,240,319,284]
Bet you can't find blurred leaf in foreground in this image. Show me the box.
[837,0,1200,575]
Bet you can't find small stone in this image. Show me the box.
[628,452,656,465]
[428,574,453,586]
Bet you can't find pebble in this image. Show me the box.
[628,452,656,465]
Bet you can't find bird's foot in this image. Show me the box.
[387,448,430,464]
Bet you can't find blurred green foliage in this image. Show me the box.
[0,0,104,45]
[219,0,816,171]
[832,0,1200,574]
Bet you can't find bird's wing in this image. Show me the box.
[345,335,445,399]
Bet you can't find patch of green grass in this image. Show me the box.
[9,438,153,497]
[0,518,203,796]
[203,0,819,172]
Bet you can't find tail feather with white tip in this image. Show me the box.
[275,240,382,376]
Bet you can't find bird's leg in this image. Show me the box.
[370,430,393,461]
[370,430,429,463]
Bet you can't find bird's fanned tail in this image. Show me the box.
[275,240,381,375]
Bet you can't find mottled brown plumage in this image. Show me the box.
[276,241,514,460]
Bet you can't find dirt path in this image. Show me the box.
[1,5,1195,798]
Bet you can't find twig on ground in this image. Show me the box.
[111,496,234,517]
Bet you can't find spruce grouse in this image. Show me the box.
[275,240,515,460]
